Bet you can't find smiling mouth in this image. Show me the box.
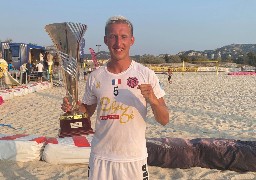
[114,48,123,52]
[113,49,124,55]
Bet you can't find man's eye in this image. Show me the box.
[122,35,128,39]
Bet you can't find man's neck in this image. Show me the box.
[107,58,132,74]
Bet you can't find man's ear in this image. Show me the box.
[104,36,107,45]
[130,36,135,46]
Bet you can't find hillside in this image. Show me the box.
[177,44,256,60]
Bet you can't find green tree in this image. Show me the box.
[164,54,170,63]
[190,56,209,63]
[169,55,181,63]
[179,55,191,62]
[4,38,13,43]
[140,54,165,64]
[234,56,247,64]
[247,52,256,66]
[28,43,38,46]
[226,56,233,63]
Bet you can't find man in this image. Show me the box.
[53,54,60,69]
[36,60,44,82]
[83,60,89,81]
[26,61,32,83]
[167,68,173,83]
[62,15,169,179]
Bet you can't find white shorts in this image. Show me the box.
[88,157,149,180]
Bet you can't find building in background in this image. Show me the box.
[1,42,45,69]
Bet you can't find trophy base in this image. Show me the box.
[59,117,93,138]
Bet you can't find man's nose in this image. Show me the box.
[115,36,122,46]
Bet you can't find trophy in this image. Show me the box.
[45,22,93,137]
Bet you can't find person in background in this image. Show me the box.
[20,63,27,84]
[26,61,32,83]
[8,60,14,71]
[53,54,60,69]
[167,68,173,83]
[40,52,44,62]
[83,61,89,81]
[36,60,44,82]
[43,52,49,79]
[61,15,169,179]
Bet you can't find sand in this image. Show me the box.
[0,72,255,180]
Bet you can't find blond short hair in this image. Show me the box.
[105,15,133,36]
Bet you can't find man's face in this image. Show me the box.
[104,23,134,61]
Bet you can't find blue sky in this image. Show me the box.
[1,0,256,55]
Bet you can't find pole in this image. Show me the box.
[96,44,101,54]
[216,61,219,75]
[182,61,185,75]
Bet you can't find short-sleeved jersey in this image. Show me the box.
[36,63,44,72]
[82,60,165,162]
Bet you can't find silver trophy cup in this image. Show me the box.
[45,22,93,137]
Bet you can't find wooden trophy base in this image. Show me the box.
[59,115,93,138]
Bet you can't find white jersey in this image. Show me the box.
[82,60,165,162]
[36,63,44,72]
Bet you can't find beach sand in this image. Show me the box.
[0,72,256,179]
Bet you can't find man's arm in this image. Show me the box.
[138,84,169,126]
[149,97,169,126]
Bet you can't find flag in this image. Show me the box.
[89,48,99,68]
[112,79,121,85]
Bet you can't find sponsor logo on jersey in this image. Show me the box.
[142,164,149,179]
[96,82,101,88]
[100,97,134,124]
[100,115,119,120]
[127,77,139,88]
